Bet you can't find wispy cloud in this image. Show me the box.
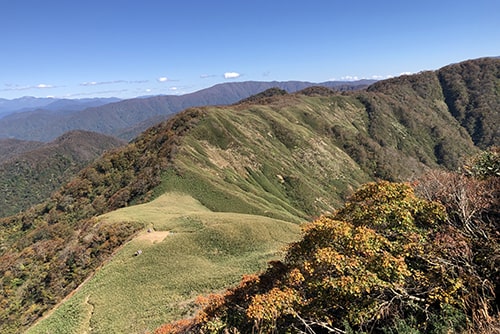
[369,75,387,80]
[333,73,411,81]
[224,72,241,79]
[340,75,359,81]
[36,83,53,88]
[2,83,56,91]
[80,79,149,86]
[157,77,169,82]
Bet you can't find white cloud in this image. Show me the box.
[157,77,169,82]
[340,75,359,81]
[224,72,240,79]
[36,83,53,88]
[81,81,98,86]
[400,71,414,76]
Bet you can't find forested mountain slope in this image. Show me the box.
[0,130,125,217]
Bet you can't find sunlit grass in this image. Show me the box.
[27,193,300,333]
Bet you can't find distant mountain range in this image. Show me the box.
[0,80,374,142]
[0,97,120,118]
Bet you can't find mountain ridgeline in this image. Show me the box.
[0,58,498,333]
[0,80,374,142]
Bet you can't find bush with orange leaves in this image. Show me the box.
[155,178,499,333]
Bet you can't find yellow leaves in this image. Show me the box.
[287,268,305,286]
[303,261,314,275]
[427,277,464,307]
[334,181,446,236]
[246,287,298,322]
[314,247,347,269]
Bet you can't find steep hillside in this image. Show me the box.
[438,57,500,148]
[0,130,125,217]
[0,80,373,142]
[368,57,499,150]
[159,177,498,333]
[0,58,497,333]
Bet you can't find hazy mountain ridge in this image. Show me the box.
[0,58,498,333]
[0,97,120,119]
[0,80,374,142]
[0,97,58,117]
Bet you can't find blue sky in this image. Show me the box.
[1,0,498,99]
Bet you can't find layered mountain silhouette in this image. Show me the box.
[0,97,120,119]
[0,80,374,142]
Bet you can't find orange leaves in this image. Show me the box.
[194,293,227,324]
[314,247,347,269]
[154,318,194,334]
[246,287,299,327]
[287,268,305,287]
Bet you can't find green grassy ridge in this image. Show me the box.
[27,193,300,334]
[164,99,371,218]
[154,88,479,220]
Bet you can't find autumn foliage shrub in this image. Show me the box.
[156,181,499,333]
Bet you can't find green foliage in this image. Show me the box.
[438,57,500,148]
[463,146,500,178]
[237,87,288,105]
[2,58,498,332]
[0,109,208,333]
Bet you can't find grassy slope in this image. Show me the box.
[27,193,300,333]
[156,96,373,220]
[155,89,479,219]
